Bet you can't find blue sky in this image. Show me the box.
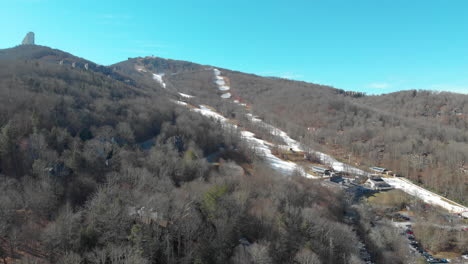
[1,0,468,94]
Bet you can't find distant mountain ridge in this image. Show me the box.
[0,45,139,87]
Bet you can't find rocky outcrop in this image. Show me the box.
[21,32,35,45]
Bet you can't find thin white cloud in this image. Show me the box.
[258,71,303,80]
[368,83,390,89]
[430,84,468,94]
[281,73,303,80]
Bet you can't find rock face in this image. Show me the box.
[22,32,35,45]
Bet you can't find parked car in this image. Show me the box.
[394,213,410,221]
[428,258,448,263]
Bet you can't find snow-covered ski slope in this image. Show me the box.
[174,100,467,214]
[178,92,193,98]
[180,102,318,178]
[213,69,231,99]
[247,110,467,212]
[152,73,166,89]
[134,64,167,89]
[383,177,467,213]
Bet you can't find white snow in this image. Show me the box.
[152,73,166,89]
[315,152,367,176]
[178,92,194,98]
[246,114,302,151]
[135,65,148,72]
[221,93,232,99]
[213,69,231,98]
[234,100,248,107]
[215,76,226,86]
[171,100,187,106]
[383,177,468,213]
[172,100,188,106]
[246,113,262,123]
[241,131,317,179]
[193,105,231,126]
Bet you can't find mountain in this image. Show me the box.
[0,43,467,264]
[115,55,468,204]
[0,45,141,87]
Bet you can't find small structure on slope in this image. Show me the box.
[311,166,332,177]
[365,176,393,191]
[369,167,389,174]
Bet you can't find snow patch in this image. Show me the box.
[240,131,317,179]
[213,69,231,98]
[178,92,194,98]
[152,73,166,89]
[135,65,147,72]
[221,93,232,99]
[246,114,302,151]
[215,76,226,86]
[193,105,230,125]
[172,100,188,106]
[315,152,367,176]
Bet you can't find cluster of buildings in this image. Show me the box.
[311,164,394,191]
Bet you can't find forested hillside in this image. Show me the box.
[123,58,467,205]
[0,46,421,264]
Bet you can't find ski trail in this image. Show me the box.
[174,101,318,179]
[213,69,231,98]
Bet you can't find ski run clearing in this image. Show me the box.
[383,177,467,214]
[174,100,468,215]
[178,92,194,98]
[134,64,167,89]
[184,102,317,178]
[213,69,231,98]
[152,73,166,89]
[246,114,367,176]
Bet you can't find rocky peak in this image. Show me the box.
[21,32,35,45]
